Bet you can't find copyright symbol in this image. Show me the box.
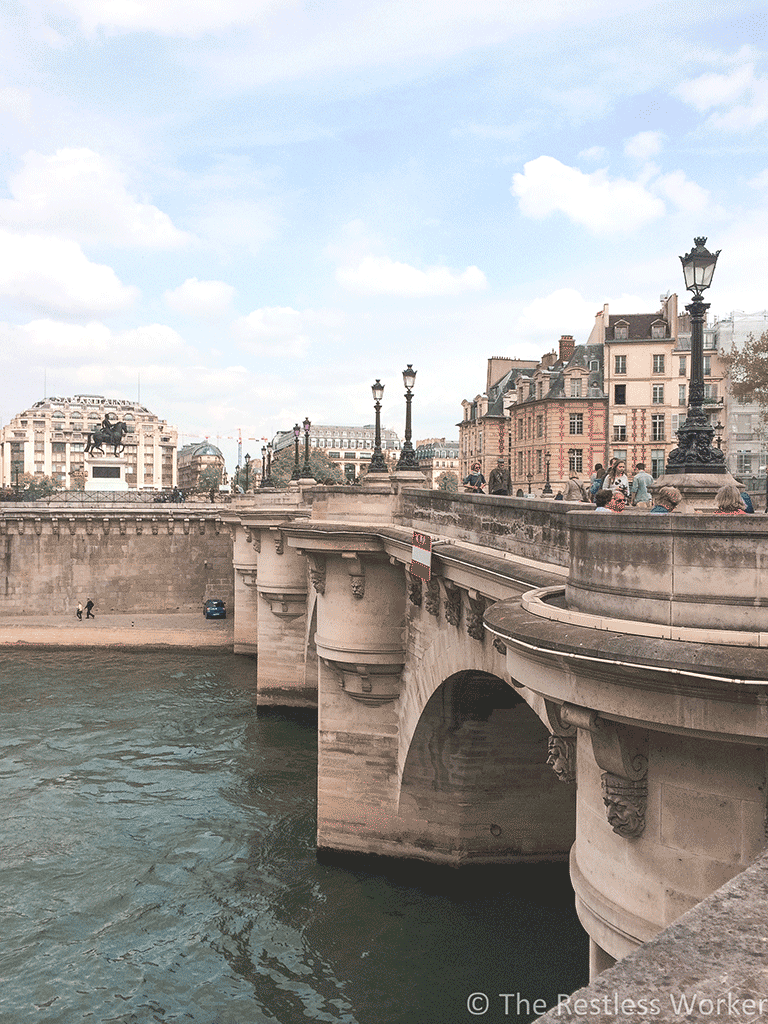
[467,992,489,1015]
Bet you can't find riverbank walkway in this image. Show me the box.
[0,612,234,649]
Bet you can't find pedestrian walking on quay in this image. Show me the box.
[85,599,95,619]
[76,602,83,620]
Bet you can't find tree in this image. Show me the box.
[17,473,57,501]
[436,471,459,492]
[269,449,343,488]
[197,464,222,493]
[721,331,768,419]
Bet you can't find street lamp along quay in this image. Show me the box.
[542,451,553,496]
[395,364,419,471]
[666,237,726,476]
[301,417,312,478]
[291,423,302,480]
[368,379,389,474]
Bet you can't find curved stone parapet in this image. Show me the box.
[485,579,768,976]
[567,509,768,630]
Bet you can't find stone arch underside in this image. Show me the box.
[396,669,576,864]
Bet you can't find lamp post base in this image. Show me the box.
[653,470,740,512]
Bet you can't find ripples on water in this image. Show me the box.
[0,650,587,1024]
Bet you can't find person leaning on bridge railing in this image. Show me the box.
[463,463,486,494]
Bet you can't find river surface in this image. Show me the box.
[0,650,588,1024]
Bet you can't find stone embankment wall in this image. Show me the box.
[398,490,574,566]
[0,508,233,615]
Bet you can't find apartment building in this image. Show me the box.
[0,395,177,490]
[273,422,402,483]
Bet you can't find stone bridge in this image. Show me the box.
[4,486,767,991]
[225,482,768,983]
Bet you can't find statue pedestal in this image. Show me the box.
[85,454,129,491]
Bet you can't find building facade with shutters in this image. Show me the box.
[0,395,178,491]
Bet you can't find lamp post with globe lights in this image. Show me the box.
[291,424,302,480]
[368,380,389,474]
[395,365,419,471]
[666,237,727,477]
[301,417,312,478]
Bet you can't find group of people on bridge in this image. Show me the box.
[462,457,756,515]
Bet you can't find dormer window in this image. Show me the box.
[570,378,582,397]
[651,322,666,339]
[614,322,629,340]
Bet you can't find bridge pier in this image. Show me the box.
[287,522,577,865]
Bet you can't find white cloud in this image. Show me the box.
[0,149,192,249]
[675,63,768,132]
[232,306,344,357]
[624,130,664,161]
[578,146,608,163]
[0,320,187,363]
[511,155,665,233]
[0,229,138,314]
[164,278,235,319]
[336,256,488,297]
[653,170,709,214]
[516,288,604,339]
[675,63,755,112]
[0,87,33,122]
[53,0,287,36]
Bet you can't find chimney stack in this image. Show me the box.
[559,335,575,363]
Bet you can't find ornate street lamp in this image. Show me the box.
[291,423,302,480]
[368,379,389,473]
[243,452,251,492]
[542,451,553,495]
[301,417,312,477]
[526,471,534,494]
[259,445,273,488]
[395,364,419,470]
[666,237,726,475]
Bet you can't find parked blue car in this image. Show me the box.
[203,599,226,619]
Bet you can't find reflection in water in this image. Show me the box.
[0,650,587,1023]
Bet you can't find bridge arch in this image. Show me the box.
[396,669,576,864]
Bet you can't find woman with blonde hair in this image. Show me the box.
[713,485,747,515]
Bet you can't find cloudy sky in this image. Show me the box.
[1,1,767,472]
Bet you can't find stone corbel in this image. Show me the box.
[135,518,144,535]
[259,589,307,618]
[492,636,507,656]
[102,518,110,536]
[198,520,205,535]
[215,518,224,536]
[85,518,93,536]
[307,554,326,595]
[560,704,648,838]
[443,581,462,627]
[243,526,261,551]
[51,518,59,537]
[466,593,486,642]
[272,529,284,555]
[68,518,76,535]
[34,518,42,536]
[546,735,577,785]
[182,518,190,535]
[167,518,174,535]
[407,573,422,607]
[342,553,365,599]
[322,656,404,707]
[151,518,159,535]
[425,577,441,617]
[236,567,258,587]
[119,518,127,536]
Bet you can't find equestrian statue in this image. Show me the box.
[84,414,129,456]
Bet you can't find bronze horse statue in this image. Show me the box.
[84,420,129,456]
